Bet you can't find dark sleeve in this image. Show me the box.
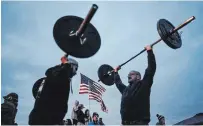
[142,50,156,87]
[1,103,17,125]
[115,81,127,94]
[29,64,72,125]
[45,63,72,78]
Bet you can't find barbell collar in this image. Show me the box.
[172,16,195,34]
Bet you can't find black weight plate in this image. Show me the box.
[53,16,101,58]
[32,77,46,99]
[157,19,182,49]
[98,64,115,86]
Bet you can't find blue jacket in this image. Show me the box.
[88,121,99,125]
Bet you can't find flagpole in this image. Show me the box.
[88,90,90,112]
[88,80,91,123]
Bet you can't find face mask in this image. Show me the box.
[71,64,78,76]
[67,58,78,77]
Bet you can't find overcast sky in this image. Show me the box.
[1,1,203,125]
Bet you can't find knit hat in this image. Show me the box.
[157,114,165,120]
[3,92,18,102]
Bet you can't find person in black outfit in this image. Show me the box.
[29,56,78,125]
[64,119,72,125]
[99,118,105,125]
[76,104,85,125]
[1,93,18,125]
[67,119,73,125]
[114,45,156,125]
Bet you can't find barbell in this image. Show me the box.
[97,16,196,86]
[53,4,101,58]
[32,4,101,99]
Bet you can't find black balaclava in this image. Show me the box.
[128,70,141,84]
[66,58,78,94]
[3,93,18,107]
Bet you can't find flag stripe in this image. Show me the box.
[92,82,106,92]
[79,73,108,113]
[80,73,106,93]
[81,73,106,92]
[89,96,101,103]
[89,93,102,101]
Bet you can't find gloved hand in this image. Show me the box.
[45,55,78,78]
[61,55,78,76]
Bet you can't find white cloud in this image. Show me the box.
[13,72,33,81]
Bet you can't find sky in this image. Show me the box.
[1,1,203,125]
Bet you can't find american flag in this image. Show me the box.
[79,73,108,113]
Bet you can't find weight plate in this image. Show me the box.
[157,19,182,49]
[98,64,115,86]
[53,16,101,58]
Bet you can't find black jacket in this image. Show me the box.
[77,109,85,124]
[29,63,73,125]
[99,121,105,125]
[116,50,156,122]
[1,101,18,125]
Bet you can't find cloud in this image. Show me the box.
[1,1,203,125]
[13,72,33,81]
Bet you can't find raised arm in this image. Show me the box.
[114,72,127,94]
[142,46,156,87]
[29,57,78,125]
[45,64,72,78]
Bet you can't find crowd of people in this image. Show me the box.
[1,92,166,125]
[68,100,105,125]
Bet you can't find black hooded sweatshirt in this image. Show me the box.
[29,63,73,125]
[115,50,156,123]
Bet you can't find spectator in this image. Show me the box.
[77,104,85,125]
[64,119,72,125]
[67,119,72,125]
[99,118,105,125]
[71,100,79,125]
[88,112,99,125]
[156,114,165,125]
[1,92,18,125]
[84,109,92,125]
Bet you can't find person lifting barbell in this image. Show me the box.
[29,4,100,125]
[114,45,156,125]
[97,16,195,125]
[29,56,79,125]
